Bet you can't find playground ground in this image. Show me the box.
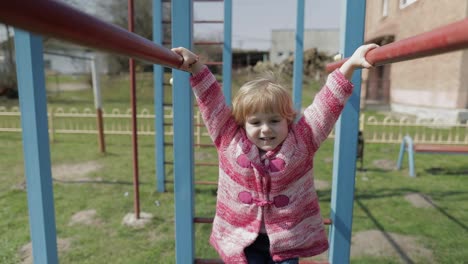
[0,72,467,263]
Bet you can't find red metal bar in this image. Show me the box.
[413,144,468,154]
[0,1,183,69]
[326,18,468,72]
[128,0,140,220]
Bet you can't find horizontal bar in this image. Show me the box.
[191,217,332,225]
[194,259,224,264]
[194,217,214,223]
[165,180,217,186]
[165,161,218,166]
[326,18,468,72]
[205,61,224,65]
[195,41,224,45]
[163,41,224,45]
[0,1,183,69]
[165,142,215,148]
[164,0,224,1]
[163,20,224,24]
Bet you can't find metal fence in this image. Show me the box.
[1,106,467,145]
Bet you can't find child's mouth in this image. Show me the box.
[260,137,275,141]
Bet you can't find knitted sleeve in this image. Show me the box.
[297,69,354,152]
[190,66,237,148]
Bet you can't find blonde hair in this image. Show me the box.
[232,71,296,126]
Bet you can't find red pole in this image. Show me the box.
[128,0,140,220]
[96,109,106,153]
[0,0,183,69]
[326,18,468,72]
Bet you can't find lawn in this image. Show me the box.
[0,71,467,263]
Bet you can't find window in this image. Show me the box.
[400,0,417,9]
[277,52,283,57]
[382,0,388,17]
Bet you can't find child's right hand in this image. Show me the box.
[171,47,204,74]
[339,43,379,80]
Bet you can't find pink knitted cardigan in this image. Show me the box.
[190,66,353,263]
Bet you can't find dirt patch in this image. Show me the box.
[404,193,435,209]
[52,161,103,182]
[122,212,154,228]
[351,230,434,263]
[373,159,397,171]
[69,209,102,226]
[19,238,72,264]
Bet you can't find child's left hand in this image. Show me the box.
[347,43,379,69]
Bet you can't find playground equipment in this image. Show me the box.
[397,135,468,177]
[1,0,468,263]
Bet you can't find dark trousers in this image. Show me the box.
[244,234,299,264]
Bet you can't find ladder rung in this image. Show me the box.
[163,20,224,24]
[194,217,214,223]
[194,41,224,45]
[205,61,223,65]
[195,259,224,264]
[165,142,215,148]
[164,161,218,166]
[165,180,217,185]
[193,217,331,225]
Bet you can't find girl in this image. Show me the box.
[172,43,378,264]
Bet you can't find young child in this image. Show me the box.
[172,43,378,264]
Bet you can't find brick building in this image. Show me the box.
[363,0,468,122]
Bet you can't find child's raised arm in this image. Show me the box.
[339,43,379,80]
[171,47,204,75]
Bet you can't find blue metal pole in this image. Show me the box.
[292,0,305,113]
[14,29,58,264]
[222,0,233,105]
[153,0,166,193]
[172,0,194,263]
[328,1,366,263]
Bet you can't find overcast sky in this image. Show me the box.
[194,0,342,50]
[1,0,342,51]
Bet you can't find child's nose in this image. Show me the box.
[261,123,272,132]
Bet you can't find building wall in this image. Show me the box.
[270,29,339,65]
[364,0,468,122]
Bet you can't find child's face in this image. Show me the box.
[245,112,288,152]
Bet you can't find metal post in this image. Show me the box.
[14,29,58,264]
[91,55,106,153]
[153,0,166,193]
[128,0,140,219]
[172,0,195,263]
[293,0,305,114]
[328,1,366,263]
[222,0,232,105]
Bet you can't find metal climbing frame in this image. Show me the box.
[2,0,468,263]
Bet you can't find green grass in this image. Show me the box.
[0,73,467,263]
